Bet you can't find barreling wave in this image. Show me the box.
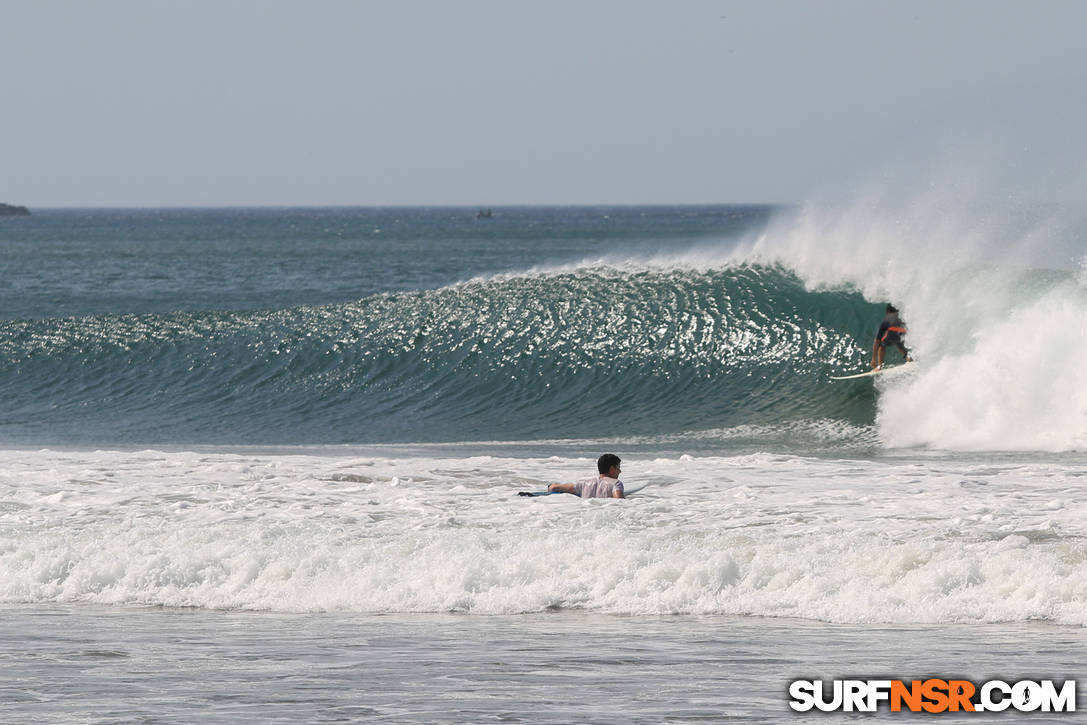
[0,264,879,446]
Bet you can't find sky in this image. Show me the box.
[4,0,1087,207]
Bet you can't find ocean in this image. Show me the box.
[1,204,1085,722]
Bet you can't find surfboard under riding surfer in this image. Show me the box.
[872,304,912,370]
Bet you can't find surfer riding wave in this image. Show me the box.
[872,304,911,369]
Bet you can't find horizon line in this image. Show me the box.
[9,201,791,211]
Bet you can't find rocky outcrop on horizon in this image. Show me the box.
[0,203,30,216]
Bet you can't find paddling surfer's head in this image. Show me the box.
[597,453,621,476]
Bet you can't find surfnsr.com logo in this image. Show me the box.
[788,679,1076,713]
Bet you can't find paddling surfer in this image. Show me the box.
[547,454,625,498]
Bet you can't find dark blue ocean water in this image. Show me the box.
[0,206,773,319]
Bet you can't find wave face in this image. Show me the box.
[0,264,879,447]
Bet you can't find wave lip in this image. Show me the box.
[726,195,1087,453]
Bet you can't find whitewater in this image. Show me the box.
[3,446,1085,624]
[1,204,1085,723]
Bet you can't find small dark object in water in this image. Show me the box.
[0,203,30,216]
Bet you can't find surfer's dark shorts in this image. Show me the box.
[880,331,903,346]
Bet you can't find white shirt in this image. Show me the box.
[572,475,624,498]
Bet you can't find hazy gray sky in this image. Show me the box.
[4,0,1087,207]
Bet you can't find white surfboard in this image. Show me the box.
[830,363,912,380]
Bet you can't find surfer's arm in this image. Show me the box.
[547,483,577,495]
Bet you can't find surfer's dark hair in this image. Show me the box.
[598,453,621,474]
[886,304,898,314]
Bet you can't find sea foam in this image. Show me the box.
[2,448,1084,623]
